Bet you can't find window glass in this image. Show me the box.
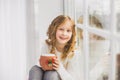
[115,0,120,33]
[75,0,84,24]
[116,53,120,80]
[88,0,110,30]
[116,13,120,33]
[88,33,110,80]
[116,39,120,80]
[76,0,111,31]
[76,27,85,80]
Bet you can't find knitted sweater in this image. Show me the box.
[37,41,82,80]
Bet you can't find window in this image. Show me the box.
[64,0,120,80]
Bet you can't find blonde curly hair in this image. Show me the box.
[46,15,76,60]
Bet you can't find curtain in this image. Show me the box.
[0,0,27,80]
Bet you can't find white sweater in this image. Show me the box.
[37,41,82,80]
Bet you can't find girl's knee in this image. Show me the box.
[46,70,58,76]
[43,70,61,80]
[30,65,42,72]
[29,65,43,80]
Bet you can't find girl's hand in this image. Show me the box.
[52,57,60,71]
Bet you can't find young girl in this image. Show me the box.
[28,15,81,80]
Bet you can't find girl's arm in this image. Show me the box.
[57,53,82,80]
[37,41,49,67]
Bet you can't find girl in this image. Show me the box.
[29,15,81,80]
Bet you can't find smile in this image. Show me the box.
[59,36,68,40]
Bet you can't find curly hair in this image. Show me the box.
[46,15,76,60]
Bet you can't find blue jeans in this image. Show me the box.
[29,65,61,80]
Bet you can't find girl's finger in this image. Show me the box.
[54,61,59,65]
[53,62,59,67]
[53,67,57,71]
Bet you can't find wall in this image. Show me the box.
[0,0,27,80]
[0,0,63,80]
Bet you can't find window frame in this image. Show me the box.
[63,0,120,80]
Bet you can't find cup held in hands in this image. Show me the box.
[39,54,56,70]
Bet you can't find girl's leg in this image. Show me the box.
[29,65,44,80]
[43,70,61,80]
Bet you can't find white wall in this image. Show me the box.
[0,0,27,80]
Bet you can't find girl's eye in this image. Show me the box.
[59,28,64,31]
[67,30,72,32]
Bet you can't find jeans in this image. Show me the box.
[29,65,61,80]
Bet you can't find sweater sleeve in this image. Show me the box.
[36,41,49,67]
[57,53,82,80]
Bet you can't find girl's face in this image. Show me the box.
[56,20,72,46]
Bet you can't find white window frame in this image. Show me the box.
[64,0,120,80]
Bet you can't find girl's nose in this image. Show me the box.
[63,31,67,35]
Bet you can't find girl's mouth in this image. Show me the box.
[59,36,68,40]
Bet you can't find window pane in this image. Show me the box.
[75,0,84,24]
[116,53,120,80]
[116,0,120,33]
[116,13,120,33]
[88,32,110,80]
[116,39,120,79]
[76,28,85,80]
[87,0,110,31]
[75,0,111,31]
